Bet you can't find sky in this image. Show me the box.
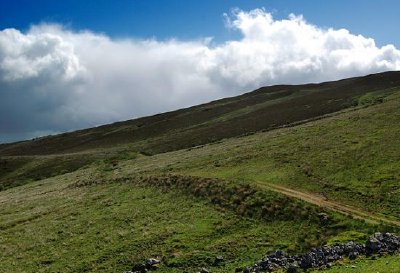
[0,0,400,143]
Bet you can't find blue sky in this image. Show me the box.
[1,0,399,47]
[1,0,400,142]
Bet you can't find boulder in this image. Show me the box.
[366,237,381,254]
[131,263,147,273]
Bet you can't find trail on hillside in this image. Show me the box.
[255,181,400,227]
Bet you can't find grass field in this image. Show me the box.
[0,170,359,273]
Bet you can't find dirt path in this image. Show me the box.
[255,181,400,227]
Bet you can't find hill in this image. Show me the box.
[1,71,400,156]
[1,71,400,273]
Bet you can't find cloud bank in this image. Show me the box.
[1,9,400,142]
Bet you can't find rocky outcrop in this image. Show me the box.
[124,233,399,273]
[240,232,400,272]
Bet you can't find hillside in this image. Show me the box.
[1,72,400,273]
[1,71,400,156]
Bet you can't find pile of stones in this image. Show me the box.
[238,232,400,273]
[124,233,399,273]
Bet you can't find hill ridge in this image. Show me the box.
[2,71,400,156]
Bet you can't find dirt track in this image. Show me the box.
[256,181,400,227]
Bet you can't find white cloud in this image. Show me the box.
[1,8,400,142]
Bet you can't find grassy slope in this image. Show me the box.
[1,74,400,272]
[1,170,347,273]
[2,71,400,156]
[112,89,400,220]
[0,153,102,190]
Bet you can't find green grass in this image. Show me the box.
[0,153,101,190]
[0,171,340,273]
[325,230,369,245]
[310,254,400,273]
[114,89,400,219]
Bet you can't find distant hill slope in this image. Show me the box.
[1,71,400,156]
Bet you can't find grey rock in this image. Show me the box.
[366,237,381,254]
[199,268,211,273]
[214,255,224,265]
[146,258,161,266]
[348,251,358,260]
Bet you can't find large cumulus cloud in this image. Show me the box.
[1,9,400,142]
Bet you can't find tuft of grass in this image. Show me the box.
[326,230,369,245]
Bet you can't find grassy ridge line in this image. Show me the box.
[106,174,395,236]
[110,174,326,222]
[255,181,400,227]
